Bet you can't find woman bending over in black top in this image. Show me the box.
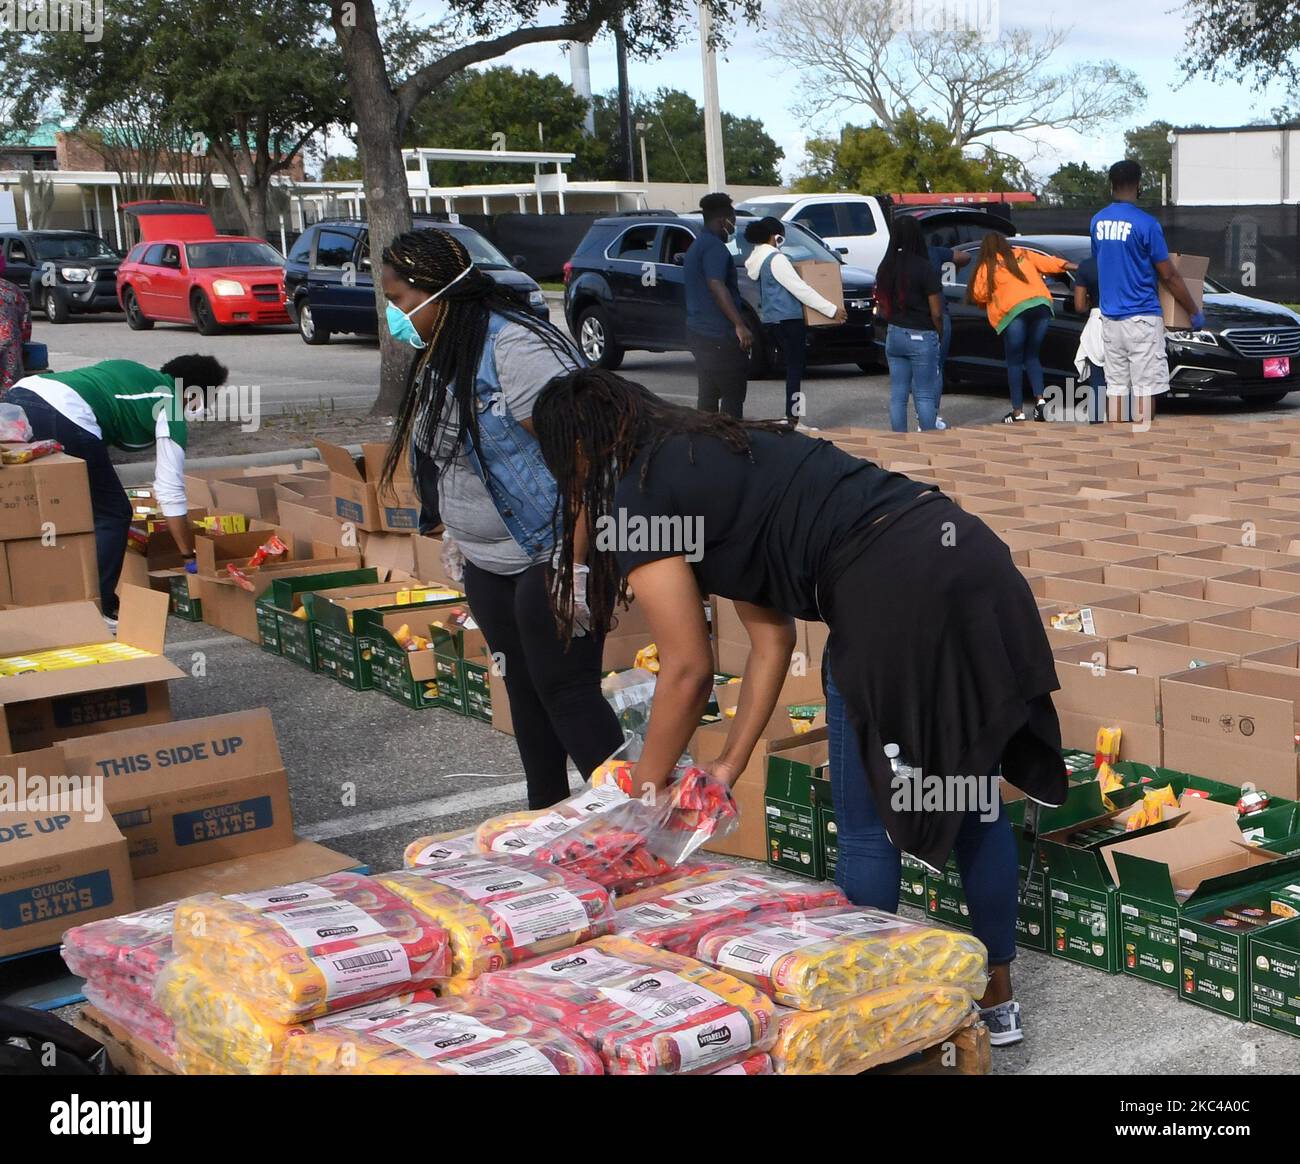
[533,367,1068,1047]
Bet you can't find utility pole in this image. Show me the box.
[615,21,635,182]
[699,2,726,191]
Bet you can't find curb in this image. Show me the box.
[115,444,362,486]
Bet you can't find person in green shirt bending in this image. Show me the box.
[6,355,228,623]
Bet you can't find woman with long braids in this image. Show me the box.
[379,227,622,808]
[532,367,1068,1046]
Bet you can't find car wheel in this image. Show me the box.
[191,290,223,336]
[577,304,624,370]
[42,287,69,324]
[122,288,154,331]
[298,299,330,345]
[1241,391,1289,407]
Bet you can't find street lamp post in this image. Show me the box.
[699,2,726,191]
[636,122,650,184]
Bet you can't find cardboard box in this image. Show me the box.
[0,451,93,540]
[1109,798,1298,989]
[6,534,97,606]
[0,587,180,753]
[60,709,294,879]
[1160,254,1209,329]
[431,619,494,721]
[197,556,361,644]
[0,785,133,956]
[793,261,843,327]
[763,734,828,879]
[254,567,379,666]
[488,664,513,735]
[354,608,442,710]
[1051,641,1166,765]
[1247,915,1300,1037]
[130,838,361,911]
[1118,622,1298,675]
[314,442,418,533]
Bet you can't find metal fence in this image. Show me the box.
[1012,204,1300,305]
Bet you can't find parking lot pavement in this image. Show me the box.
[153,616,1300,1076]
[31,310,1300,434]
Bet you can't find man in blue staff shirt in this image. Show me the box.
[1091,159,1203,426]
[683,192,752,417]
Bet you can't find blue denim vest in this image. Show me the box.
[758,251,804,324]
[461,313,561,560]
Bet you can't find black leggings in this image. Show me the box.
[463,559,623,808]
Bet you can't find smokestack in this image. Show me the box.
[570,43,595,136]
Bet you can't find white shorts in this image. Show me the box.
[1101,314,1169,398]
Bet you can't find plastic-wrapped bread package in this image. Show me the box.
[170,873,452,1023]
[378,857,615,982]
[769,984,974,1075]
[614,873,849,954]
[695,907,988,1010]
[401,828,481,869]
[281,994,605,1076]
[612,863,738,908]
[62,905,179,1054]
[710,1052,775,1075]
[157,956,441,1075]
[474,935,777,1075]
[473,783,631,857]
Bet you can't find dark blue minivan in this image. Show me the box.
[284,217,548,344]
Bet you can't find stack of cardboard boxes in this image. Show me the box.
[744,416,1300,1036]
[0,449,97,606]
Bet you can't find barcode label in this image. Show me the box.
[443,1040,559,1076]
[313,937,412,1000]
[270,901,386,946]
[227,881,336,910]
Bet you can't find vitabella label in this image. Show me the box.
[426,861,549,901]
[670,1013,752,1071]
[312,995,426,1031]
[313,938,412,1001]
[269,901,385,946]
[372,1012,502,1058]
[527,949,644,985]
[226,881,336,910]
[488,888,590,945]
[600,971,725,1024]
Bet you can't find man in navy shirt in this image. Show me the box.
[1091,160,1203,425]
[684,192,752,417]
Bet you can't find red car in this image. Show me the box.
[116,201,289,334]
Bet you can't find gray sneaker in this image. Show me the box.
[979,1000,1023,1046]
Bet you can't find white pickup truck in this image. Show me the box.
[734,193,1014,275]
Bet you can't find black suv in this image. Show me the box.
[284,217,548,344]
[0,229,123,322]
[563,212,879,377]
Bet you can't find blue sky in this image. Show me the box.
[409,0,1292,184]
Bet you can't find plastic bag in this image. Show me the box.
[170,873,452,1023]
[770,984,973,1075]
[710,1052,774,1075]
[612,863,738,908]
[82,983,176,1058]
[0,402,33,443]
[694,907,988,1011]
[62,903,177,987]
[614,872,848,954]
[474,935,777,1075]
[401,827,480,868]
[281,994,604,1076]
[378,856,615,982]
[472,783,630,857]
[602,667,658,760]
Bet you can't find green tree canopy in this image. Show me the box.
[792,114,1020,194]
[1041,161,1111,207]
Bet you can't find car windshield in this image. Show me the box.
[731,220,838,265]
[186,241,284,268]
[33,235,116,260]
[452,229,514,270]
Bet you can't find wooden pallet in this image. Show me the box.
[73,1006,179,1076]
[865,1017,991,1075]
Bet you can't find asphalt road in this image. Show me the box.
[32,302,1300,429]
[23,307,1300,1075]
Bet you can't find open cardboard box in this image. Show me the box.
[0,586,180,753]
[1051,640,1166,765]
[1161,662,1300,798]
[198,556,362,644]
[1043,604,1175,641]
[254,567,381,665]
[1107,797,1299,989]
[1117,620,1300,677]
[61,709,293,879]
[314,441,419,533]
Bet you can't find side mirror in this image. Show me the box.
[672,253,686,266]
[511,254,526,269]
[359,255,372,270]
[835,246,849,255]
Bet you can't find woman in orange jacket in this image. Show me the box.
[966,234,1076,422]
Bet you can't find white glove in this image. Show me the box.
[572,563,592,638]
[441,534,465,584]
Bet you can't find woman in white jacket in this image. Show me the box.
[743,217,846,422]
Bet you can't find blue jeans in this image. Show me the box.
[1001,304,1052,411]
[826,670,1018,965]
[885,324,940,432]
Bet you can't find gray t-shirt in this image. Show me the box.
[428,320,578,574]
